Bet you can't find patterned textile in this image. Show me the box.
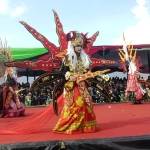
[53,81,96,134]
[126,74,143,100]
[2,87,25,117]
[2,102,25,117]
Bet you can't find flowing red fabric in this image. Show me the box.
[0,95,64,135]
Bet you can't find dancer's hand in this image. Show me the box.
[69,75,77,81]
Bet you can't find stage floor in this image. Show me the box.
[0,103,150,144]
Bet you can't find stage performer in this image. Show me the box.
[53,31,97,134]
[119,45,144,104]
[1,67,25,117]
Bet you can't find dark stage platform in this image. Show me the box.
[1,103,150,150]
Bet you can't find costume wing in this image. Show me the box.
[20,21,59,57]
[53,10,68,52]
[85,31,99,54]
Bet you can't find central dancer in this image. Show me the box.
[53,31,97,134]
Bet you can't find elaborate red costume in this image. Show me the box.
[119,44,144,103]
[53,31,98,133]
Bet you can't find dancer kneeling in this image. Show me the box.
[1,67,25,117]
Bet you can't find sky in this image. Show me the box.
[0,0,150,48]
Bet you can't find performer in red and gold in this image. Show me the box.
[53,31,97,134]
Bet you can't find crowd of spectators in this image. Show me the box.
[17,83,53,106]
[17,77,64,106]
[1,75,150,107]
[88,76,127,103]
